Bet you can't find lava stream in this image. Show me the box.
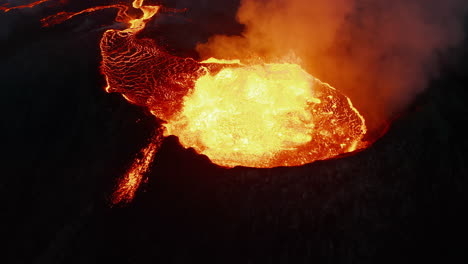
[112,132,162,205]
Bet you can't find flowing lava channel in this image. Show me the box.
[4,0,369,204]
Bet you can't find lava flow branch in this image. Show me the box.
[4,0,369,204]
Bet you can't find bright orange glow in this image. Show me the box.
[112,133,161,205]
[6,0,373,204]
[201,58,242,65]
[165,61,367,168]
[41,5,126,27]
[127,1,159,31]
[0,0,50,12]
[23,0,368,170]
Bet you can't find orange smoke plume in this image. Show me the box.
[197,0,468,132]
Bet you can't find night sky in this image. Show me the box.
[2,1,468,263]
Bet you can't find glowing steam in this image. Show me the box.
[197,0,468,130]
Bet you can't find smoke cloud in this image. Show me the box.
[196,0,468,131]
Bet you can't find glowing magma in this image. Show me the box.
[7,0,369,203]
[33,0,368,170]
[165,62,366,168]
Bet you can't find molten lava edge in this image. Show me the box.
[164,62,367,168]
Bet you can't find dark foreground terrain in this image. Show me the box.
[2,1,468,263]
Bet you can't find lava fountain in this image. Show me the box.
[5,0,369,204]
[166,62,366,168]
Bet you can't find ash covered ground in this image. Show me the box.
[2,1,468,263]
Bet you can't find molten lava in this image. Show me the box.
[165,62,366,168]
[0,0,50,12]
[96,2,367,169]
[112,132,162,205]
[4,0,370,203]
